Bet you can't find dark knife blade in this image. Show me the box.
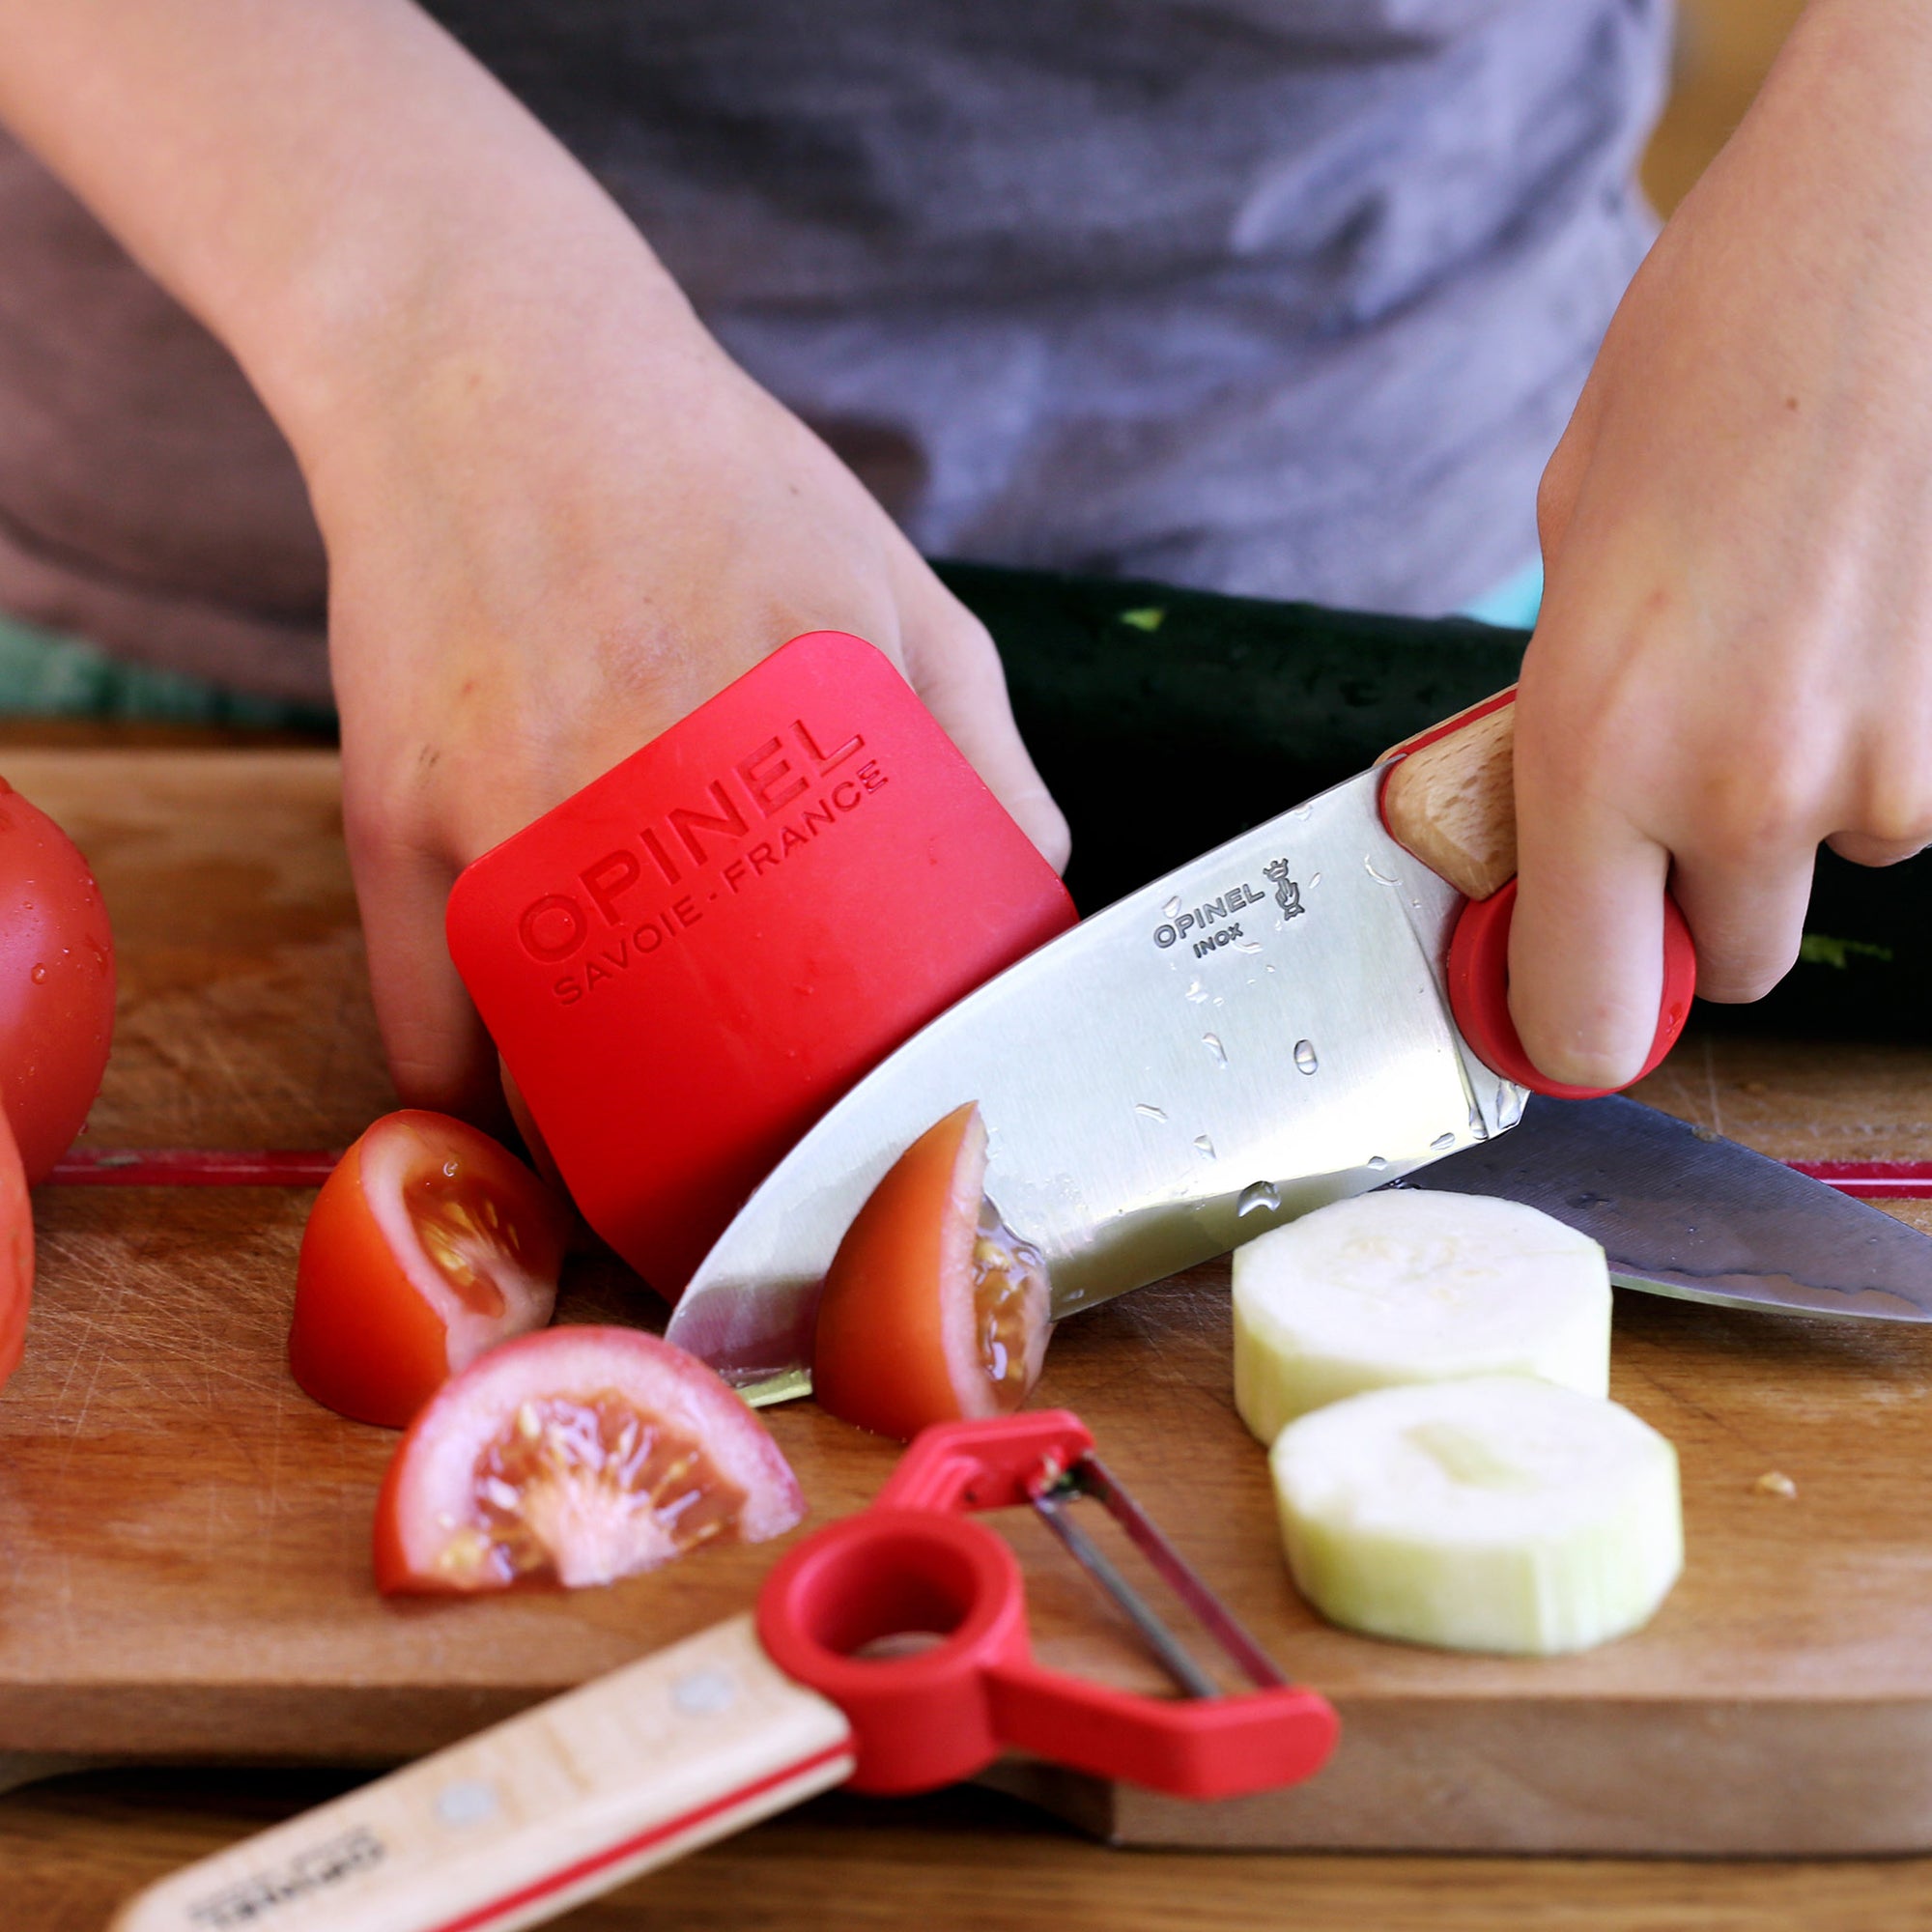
[1396,1093,1932,1321]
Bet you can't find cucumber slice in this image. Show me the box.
[1232,1189,1610,1446]
[1269,1376,1683,1655]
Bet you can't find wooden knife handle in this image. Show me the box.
[1377,687,1520,902]
[1378,686,1697,1097]
[109,1614,854,1932]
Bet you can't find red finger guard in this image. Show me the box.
[756,1412,1339,1799]
[446,633,1074,1296]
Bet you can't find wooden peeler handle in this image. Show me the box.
[111,1414,1336,1932]
[108,1614,853,1932]
[1377,687,1696,1097]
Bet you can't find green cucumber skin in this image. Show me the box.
[946,558,1932,1037]
[938,559,1527,915]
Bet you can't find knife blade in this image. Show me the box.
[1399,1092,1932,1321]
[664,760,1527,1399]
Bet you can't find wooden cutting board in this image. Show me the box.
[7,750,1932,1858]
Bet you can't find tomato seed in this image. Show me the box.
[435,1391,748,1589]
[970,1201,1049,1406]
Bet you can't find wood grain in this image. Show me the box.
[1378,696,1518,899]
[17,1770,1932,1932]
[8,750,1932,1876]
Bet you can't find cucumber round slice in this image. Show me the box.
[1270,1375,1682,1655]
[1232,1189,1610,1446]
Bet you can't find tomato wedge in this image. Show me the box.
[0,775,115,1183]
[373,1325,806,1593]
[811,1101,1053,1440]
[290,1111,571,1428]
[0,1105,32,1393]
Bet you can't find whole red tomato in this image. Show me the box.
[0,777,115,1182]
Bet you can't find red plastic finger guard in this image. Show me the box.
[446,633,1074,1297]
[756,1410,1338,1800]
[1380,693,1697,1100]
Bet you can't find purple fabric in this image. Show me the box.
[0,0,1668,695]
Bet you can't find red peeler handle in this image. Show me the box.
[1379,688,1697,1098]
[755,1412,1337,1800]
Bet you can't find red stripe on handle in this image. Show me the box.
[1378,685,1519,765]
[39,1151,1932,1201]
[44,1149,342,1185]
[1786,1162,1932,1201]
[425,1740,855,1932]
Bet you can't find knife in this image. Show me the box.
[1401,1092,1932,1321]
[665,691,1692,1400]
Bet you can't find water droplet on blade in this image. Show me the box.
[1236,940,1262,953]
[1163,895,1183,919]
[1236,1180,1281,1217]
[1293,1039,1318,1075]
[1364,856,1400,885]
[1309,871,1322,887]
[1430,1131,1457,1151]
[1494,1083,1524,1130]
[1135,1103,1168,1122]
[1185,979,1208,1003]
[1203,1033,1228,1067]
[1366,1154,1389,1172]
[1193,1135,1216,1158]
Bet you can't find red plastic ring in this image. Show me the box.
[755,1508,1031,1795]
[1447,879,1697,1099]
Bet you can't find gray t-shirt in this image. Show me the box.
[436,0,1666,607]
[0,0,1667,697]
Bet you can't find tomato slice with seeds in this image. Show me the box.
[289,1111,570,1429]
[373,1325,806,1593]
[811,1101,1054,1441]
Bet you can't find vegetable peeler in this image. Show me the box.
[112,1411,1337,1932]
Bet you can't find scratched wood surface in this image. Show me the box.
[6,751,1932,1864]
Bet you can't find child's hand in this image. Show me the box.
[0,0,1065,1122]
[1509,0,1932,1088]
[318,279,1065,1119]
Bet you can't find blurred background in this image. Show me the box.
[1645,0,1807,213]
[0,0,1813,740]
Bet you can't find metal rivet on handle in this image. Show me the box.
[673,1669,736,1717]
[435,1780,498,1827]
